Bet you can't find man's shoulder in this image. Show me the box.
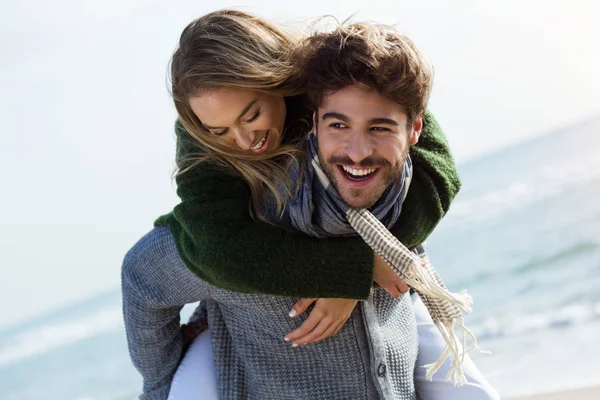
[121,226,210,304]
[124,226,177,266]
[121,227,187,291]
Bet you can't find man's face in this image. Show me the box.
[314,85,422,209]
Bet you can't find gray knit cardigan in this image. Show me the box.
[122,226,419,399]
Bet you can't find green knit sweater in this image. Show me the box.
[155,110,460,300]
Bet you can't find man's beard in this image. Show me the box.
[317,147,409,209]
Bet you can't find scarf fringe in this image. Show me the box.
[346,208,490,386]
[422,319,491,386]
[402,259,474,314]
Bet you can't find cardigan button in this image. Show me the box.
[377,363,387,377]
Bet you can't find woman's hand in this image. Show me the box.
[284,298,358,346]
[372,253,410,298]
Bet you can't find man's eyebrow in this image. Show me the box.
[321,112,349,122]
[203,99,258,130]
[369,117,399,126]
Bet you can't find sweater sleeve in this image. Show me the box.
[153,121,374,300]
[157,174,375,300]
[157,110,460,300]
[389,110,461,249]
[122,227,212,400]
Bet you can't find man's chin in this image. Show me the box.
[339,192,378,210]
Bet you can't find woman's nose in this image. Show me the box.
[233,128,256,150]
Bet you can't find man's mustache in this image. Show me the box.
[327,155,391,168]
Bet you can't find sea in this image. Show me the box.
[1,116,599,399]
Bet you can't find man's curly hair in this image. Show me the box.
[297,22,434,124]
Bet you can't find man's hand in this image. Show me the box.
[284,298,358,346]
[372,253,410,298]
[180,319,208,352]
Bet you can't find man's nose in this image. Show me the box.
[233,128,257,150]
[345,129,374,163]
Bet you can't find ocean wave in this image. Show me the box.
[447,153,600,225]
[0,308,123,367]
[471,301,600,342]
[512,241,600,274]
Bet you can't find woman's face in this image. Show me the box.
[189,87,286,153]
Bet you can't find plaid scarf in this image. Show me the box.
[281,134,486,386]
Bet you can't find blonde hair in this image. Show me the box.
[170,9,308,217]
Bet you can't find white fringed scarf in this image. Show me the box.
[347,208,489,385]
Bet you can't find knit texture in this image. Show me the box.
[155,110,460,299]
[396,111,461,249]
[123,227,418,399]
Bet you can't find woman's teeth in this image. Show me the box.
[251,132,268,150]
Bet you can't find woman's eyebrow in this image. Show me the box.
[202,99,258,130]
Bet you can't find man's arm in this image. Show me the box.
[122,227,211,400]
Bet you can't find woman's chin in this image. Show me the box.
[267,131,283,151]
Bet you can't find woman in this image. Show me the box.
[123,9,498,400]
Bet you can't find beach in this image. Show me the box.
[510,386,600,400]
[2,119,600,399]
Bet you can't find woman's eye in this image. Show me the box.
[244,109,261,124]
[213,129,228,136]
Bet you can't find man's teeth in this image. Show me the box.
[251,133,267,150]
[342,166,377,176]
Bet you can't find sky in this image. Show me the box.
[0,0,599,329]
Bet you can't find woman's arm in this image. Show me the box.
[159,109,460,299]
[158,173,374,299]
[155,118,374,299]
[390,111,461,248]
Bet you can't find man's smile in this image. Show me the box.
[337,165,381,186]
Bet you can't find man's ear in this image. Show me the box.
[410,111,424,145]
[312,112,318,136]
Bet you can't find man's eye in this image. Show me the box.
[329,123,347,129]
[371,127,390,132]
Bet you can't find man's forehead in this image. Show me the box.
[318,85,407,121]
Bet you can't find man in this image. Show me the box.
[279,24,498,399]
[124,21,497,400]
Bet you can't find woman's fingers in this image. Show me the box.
[290,319,331,346]
[288,298,316,318]
[373,253,414,297]
[310,320,344,344]
[285,298,357,346]
[397,279,410,294]
[284,307,322,343]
